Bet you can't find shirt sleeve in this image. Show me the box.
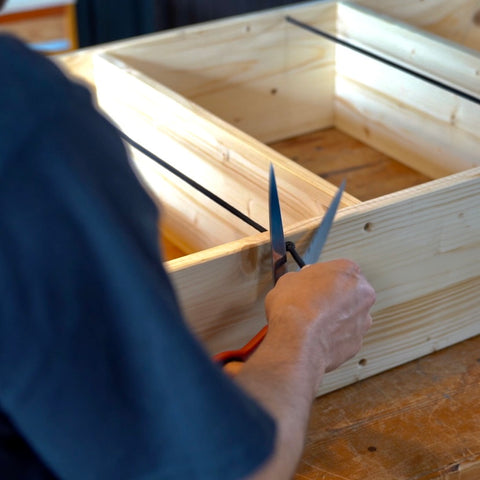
[0,54,275,479]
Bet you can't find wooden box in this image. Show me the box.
[69,1,480,396]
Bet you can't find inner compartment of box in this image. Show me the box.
[93,1,480,263]
[270,127,431,202]
[160,125,432,261]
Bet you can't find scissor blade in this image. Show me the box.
[269,165,287,284]
[302,180,346,266]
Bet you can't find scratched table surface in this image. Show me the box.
[293,335,480,480]
[270,129,480,480]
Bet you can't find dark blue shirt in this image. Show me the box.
[0,35,275,479]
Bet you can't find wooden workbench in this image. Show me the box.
[296,334,480,480]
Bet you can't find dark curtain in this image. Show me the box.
[77,0,306,47]
[157,0,307,30]
[76,0,158,47]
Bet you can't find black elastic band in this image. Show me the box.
[286,241,306,268]
[286,15,480,107]
[118,130,267,233]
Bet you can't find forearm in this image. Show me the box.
[234,328,325,480]
[232,261,375,479]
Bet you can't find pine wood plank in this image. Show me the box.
[338,1,480,96]
[351,0,480,53]
[166,167,480,390]
[334,41,480,178]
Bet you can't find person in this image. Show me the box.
[0,4,375,479]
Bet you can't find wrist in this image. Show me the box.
[261,322,328,400]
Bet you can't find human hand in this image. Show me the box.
[264,259,375,382]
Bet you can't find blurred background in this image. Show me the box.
[0,0,306,54]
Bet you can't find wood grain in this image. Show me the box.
[270,128,431,201]
[157,126,431,259]
[351,0,480,53]
[93,50,358,256]
[338,1,480,96]
[165,166,480,392]
[295,334,480,480]
[103,1,339,144]
[334,47,480,178]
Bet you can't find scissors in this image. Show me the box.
[213,165,345,367]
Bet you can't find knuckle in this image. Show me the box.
[363,314,373,333]
[336,257,356,268]
[367,286,376,305]
[342,258,362,276]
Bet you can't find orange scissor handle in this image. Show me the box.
[213,325,268,366]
